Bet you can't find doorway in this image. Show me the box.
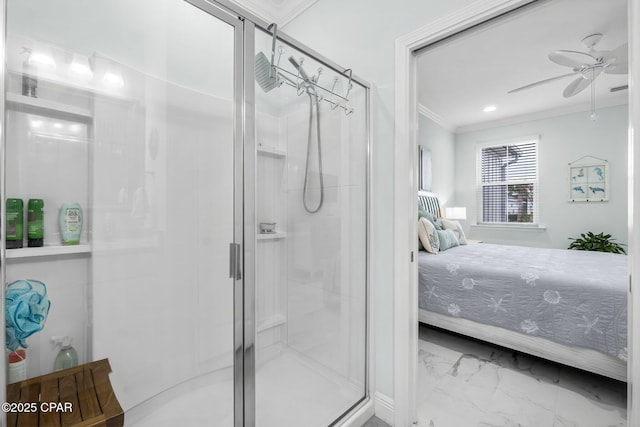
[393,0,638,425]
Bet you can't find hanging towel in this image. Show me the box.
[5,279,51,351]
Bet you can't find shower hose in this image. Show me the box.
[303,91,324,213]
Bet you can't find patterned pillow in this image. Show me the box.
[435,229,459,251]
[418,217,440,254]
[418,208,443,230]
[440,218,467,245]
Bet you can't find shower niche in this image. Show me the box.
[256,110,288,353]
[3,48,93,379]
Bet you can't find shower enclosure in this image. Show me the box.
[0,1,369,426]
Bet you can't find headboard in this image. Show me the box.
[418,191,442,218]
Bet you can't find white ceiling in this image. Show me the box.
[228,0,319,26]
[416,0,628,132]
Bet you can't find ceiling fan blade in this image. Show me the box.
[563,68,602,98]
[604,43,628,74]
[508,72,577,94]
[563,76,591,97]
[549,50,597,68]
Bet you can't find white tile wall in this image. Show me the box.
[255,78,368,393]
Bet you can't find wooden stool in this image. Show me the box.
[6,358,124,427]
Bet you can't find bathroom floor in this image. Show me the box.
[416,324,627,427]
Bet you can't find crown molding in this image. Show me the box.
[455,98,628,134]
[228,0,318,26]
[417,103,456,132]
[279,0,319,26]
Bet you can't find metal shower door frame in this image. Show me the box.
[188,1,372,425]
[183,1,254,426]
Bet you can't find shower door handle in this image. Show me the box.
[229,243,242,280]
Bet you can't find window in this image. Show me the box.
[419,146,432,191]
[477,137,538,224]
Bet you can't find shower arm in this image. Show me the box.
[267,23,278,79]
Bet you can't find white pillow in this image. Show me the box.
[418,217,440,254]
[440,218,467,245]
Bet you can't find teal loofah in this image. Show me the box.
[5,279,51,351]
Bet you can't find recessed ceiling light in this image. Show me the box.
[483,105,497,113]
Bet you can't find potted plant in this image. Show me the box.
[568,231,626,254]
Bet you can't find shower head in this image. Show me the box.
[255,51,278,92]
[288,56,311,84]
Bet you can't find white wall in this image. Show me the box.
[455,105,628,249]
[284,0,475,400]
[418,114,456,207]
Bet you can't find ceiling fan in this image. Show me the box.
[508,33,628,98]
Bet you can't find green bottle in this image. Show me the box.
[6,198,24,249]
[27,198,44,247]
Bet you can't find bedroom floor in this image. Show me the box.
[417,324,627,427]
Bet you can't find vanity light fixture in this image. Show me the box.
[102,66,124,88]
[68,54,93,79]
[29,51,56,70]
[483,105,497,113]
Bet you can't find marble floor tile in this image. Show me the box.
[417,324,627,427]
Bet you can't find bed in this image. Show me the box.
[417,192,628,381]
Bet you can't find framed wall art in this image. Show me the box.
[568,160,608,202]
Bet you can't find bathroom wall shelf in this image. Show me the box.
[6,92,93,121]
[5,244,91,259]
[257,145,286,158]
[257,232,287,240]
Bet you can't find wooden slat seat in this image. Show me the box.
[5,358,124,427]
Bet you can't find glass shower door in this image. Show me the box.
[3,1,242,426]
[253,29,369,426]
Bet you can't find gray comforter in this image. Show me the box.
[418,243,627,360]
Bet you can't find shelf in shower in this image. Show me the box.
[257,145,286,158]
[6,92,93,121]
[6,244,91,259]
[257,232,287,240]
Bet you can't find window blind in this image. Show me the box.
[478,139,538,224]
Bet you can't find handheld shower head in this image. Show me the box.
[255,52,278,92]
[288,56,311,84]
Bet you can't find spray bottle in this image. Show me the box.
[52,336,78,371]
[7,348,26,383]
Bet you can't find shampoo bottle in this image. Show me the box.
[27,198,44,247]
[6,198,24,249]
[59,203,83,245]
[53,336,78,371]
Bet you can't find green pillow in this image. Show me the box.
[435,229,459,251]
[418,208,443,230]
